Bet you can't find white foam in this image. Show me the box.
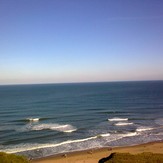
[101,132,138,144]
[2,136,98,154]
[155,118,163,125]
[108,117,128,121]
[136,127,153,132]
[27,118,40,122]
[124,132,137,137]
[31,123,77,133]
[115,122,133,126]
[1,131,139,154]
[100,133,110,137]
[64,129,77,133]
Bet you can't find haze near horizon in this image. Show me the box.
[1,0,163,85]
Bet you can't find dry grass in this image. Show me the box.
[0,152,29,163]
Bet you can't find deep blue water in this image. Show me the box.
[0,81,163,159]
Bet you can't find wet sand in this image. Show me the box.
[31,141,163,163]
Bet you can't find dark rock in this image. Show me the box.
[98,153,115,163]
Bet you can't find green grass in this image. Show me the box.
[99,152,163,163]
[0,152,29,163]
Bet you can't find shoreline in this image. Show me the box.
[31,141,163,163]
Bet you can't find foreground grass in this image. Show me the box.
[0,152,29,163]
[99,152,163,163]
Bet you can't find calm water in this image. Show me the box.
[0,81,163,159]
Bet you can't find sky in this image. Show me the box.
[0,0,163,85]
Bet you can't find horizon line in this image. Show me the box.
[0,79,163,86]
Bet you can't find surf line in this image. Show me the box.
[4,134,110,154]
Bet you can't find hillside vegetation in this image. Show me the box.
[0,152,29,163]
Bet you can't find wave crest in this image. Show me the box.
[136,127,153,132]
[115,122,133,126]
[1,131,138,154]
[108,117,128,122]
[31,123,76,133]
[26,118,40,122]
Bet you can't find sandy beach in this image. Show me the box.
[31,141,163,163]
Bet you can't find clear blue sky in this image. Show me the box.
[1,0,163,84]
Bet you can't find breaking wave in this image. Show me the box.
[100,133,111,137]
[1,131,138,154]
[115,122,133,126]
[27,118,40,122]
[14,117,51,123]
[136,127,154,132]
[1,136,98,153]
[19,123,77,133]
[108,117,128,121]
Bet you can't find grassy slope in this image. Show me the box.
[0,152,29,163]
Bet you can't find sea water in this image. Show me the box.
[0,81,163,159]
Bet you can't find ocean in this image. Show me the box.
[0,81,163,159]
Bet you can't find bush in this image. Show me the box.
[99,152,163,163]
[0,152,29,163]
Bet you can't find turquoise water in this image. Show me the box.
[0,81,163,159]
